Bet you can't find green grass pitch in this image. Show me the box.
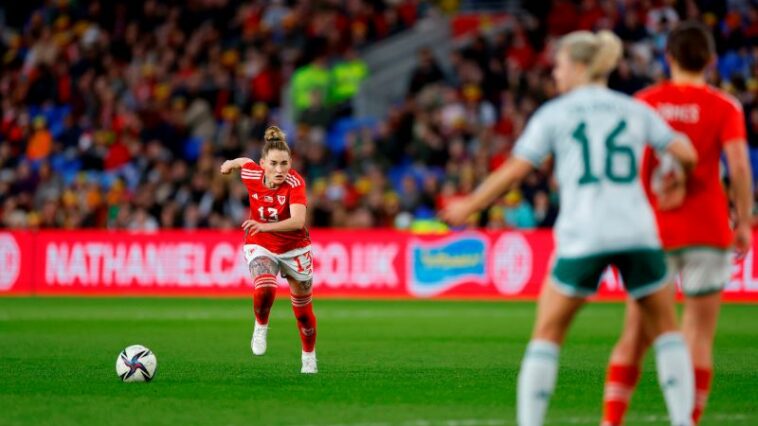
[0,298,756,426]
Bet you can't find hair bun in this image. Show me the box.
[264,126,285,143]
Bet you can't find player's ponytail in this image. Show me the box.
[262,126,291,158]
[559,30,622,81]
[588,31,622,79]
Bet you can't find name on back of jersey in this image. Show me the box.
[656,103,700,123]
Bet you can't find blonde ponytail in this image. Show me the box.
[588,31,622,79]
[559,30,623,81]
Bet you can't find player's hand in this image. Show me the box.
[440,198,475,227]
[220,160,234,175]
[242,220,271,235]
[734,221,752,258]
[655,173,686,211]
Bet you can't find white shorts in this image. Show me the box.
[243,244,314,282]
[667,248,732,297]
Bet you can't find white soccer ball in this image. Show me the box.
[115,345,158,382]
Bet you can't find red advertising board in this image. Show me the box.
[34,230,250,295]
[1,229,757,301]
[0,231,35,294]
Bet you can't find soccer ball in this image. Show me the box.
[115,344,157,382]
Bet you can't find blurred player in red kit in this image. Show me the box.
[220,126,318,374]
[601,22,752,426]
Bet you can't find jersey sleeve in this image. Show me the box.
[289,173,308,206]
[720,98,747,144]
[240,160,260,183]
[241,160,259,171]
[641,103,675,151]
[512,107,553,166]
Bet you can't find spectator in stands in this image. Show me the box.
[407,47,445,96]
[329,48,369,119]
[1,0,757,231]
[299,91,332,130]
[615,10,649,42]
[502,190,535,229]
[291,55,331,123]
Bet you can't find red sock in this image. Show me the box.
[291,294,317,352]
[692,367,713,425]
[602,364,641,426]
[253,274,278,325]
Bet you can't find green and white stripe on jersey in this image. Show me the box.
[513,85,675,259]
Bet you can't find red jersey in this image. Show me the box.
[637,83,746,250]
[240,161,310,253]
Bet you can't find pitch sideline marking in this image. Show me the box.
[302,413,749,426]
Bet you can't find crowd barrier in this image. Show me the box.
[1,229,757,301]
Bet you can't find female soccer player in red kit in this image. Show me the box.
[601,22,752,425]
[220,126,318,374]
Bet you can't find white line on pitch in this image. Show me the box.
[300,413,749,426]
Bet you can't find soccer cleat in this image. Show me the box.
[251,322,268,356]
[301,351,318,374]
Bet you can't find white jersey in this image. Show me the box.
[513,85,675,258]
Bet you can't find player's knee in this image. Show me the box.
[532,321,567,344]
[288,278,313,296]
[297,279,313,294]
[626,321,651,346]
[617,332,648,360]
[684,328,714,350]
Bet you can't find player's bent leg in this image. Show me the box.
[287,276,317,374]
[609,298,653,365]
[682,292,721,425]
[636,285,694,426]
[249,256,280,356]
[602,299,649,426]
[518,280,585,426]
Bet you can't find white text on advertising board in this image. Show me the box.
[45,242,248,287]
[312,242,399,288]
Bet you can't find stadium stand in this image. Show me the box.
[0,0,756,231]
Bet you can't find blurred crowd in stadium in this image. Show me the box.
[1,0,757,232]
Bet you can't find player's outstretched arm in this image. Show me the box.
[440,157,533,226]
[724,140,753,255]
[220,157,255,174]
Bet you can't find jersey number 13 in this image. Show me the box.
[257,207,279,222]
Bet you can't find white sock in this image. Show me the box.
[654,332,694,426]
[517,340,560,426]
